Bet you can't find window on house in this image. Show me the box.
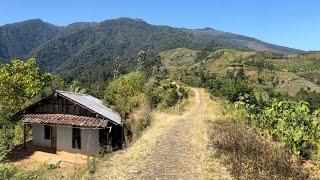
[72,128,81,149]
[44,125,51,140]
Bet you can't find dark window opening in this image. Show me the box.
[99,128,109,147]
[72,127,81,149]
[44,125,51,140]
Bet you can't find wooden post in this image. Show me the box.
[23,124,27,149]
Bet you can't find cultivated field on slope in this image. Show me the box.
[160,48,320,95]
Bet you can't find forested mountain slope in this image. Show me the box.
[0,17,303,89]
[186,28,303,54]
[0,19,60,59]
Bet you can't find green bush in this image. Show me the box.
[135,117,151,137]
[296,88,320,112]
[146,79,189,109]
[161,88,180,108]
[207,75,256,104]
[252,100,318,158]
[104,71,145,116]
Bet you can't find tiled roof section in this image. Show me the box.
[56,90,121,125]
[22,114,108,128]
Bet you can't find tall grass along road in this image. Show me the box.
[93,88,230,179]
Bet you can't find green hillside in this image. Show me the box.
[161,48,320,95]
[0,18,304,92]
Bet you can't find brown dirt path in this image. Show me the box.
[93,88,231,180]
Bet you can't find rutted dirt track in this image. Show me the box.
[93,88,231,179]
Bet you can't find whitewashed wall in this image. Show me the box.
[56,126,101,156]
[32,124,51,148]
[32,124,101,156]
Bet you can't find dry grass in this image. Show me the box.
[208,119,310,179]
[92,88,231,179]
[277,76,320,94]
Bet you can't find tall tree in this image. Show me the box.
[0,58,52,112]
[113,56,122,78]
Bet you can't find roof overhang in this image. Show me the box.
[22,114,108,128]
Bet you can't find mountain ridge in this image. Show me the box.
[0,17,305,88]
[185,28,302,54]
[0,18,303,61]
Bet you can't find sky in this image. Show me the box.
[0,0,319,51]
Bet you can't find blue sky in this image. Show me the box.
[0,0,319,51]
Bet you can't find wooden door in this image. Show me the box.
[51,126,57,152]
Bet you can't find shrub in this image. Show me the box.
[104,71,145,116]
[135,116,151,137]
[253,100,315,157]
[161,88,180,108]
[296,89,320,112]
[146,79,189,109]
[208,76,256,104]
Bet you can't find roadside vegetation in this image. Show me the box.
[163,48,320,178]
[208,117,309,179]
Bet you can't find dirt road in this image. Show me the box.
[93,88,230,179]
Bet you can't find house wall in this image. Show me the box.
[56,126,101,156]
[32,124,51,148]
[32,124,101,156]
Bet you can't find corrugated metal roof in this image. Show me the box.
[22,114,108,128]
[56,90,121,125]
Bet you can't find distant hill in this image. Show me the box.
[0,19,60,59]
[0,17,304,88]
[185,28,303,54]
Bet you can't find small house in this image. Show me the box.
[11,90,123,156]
